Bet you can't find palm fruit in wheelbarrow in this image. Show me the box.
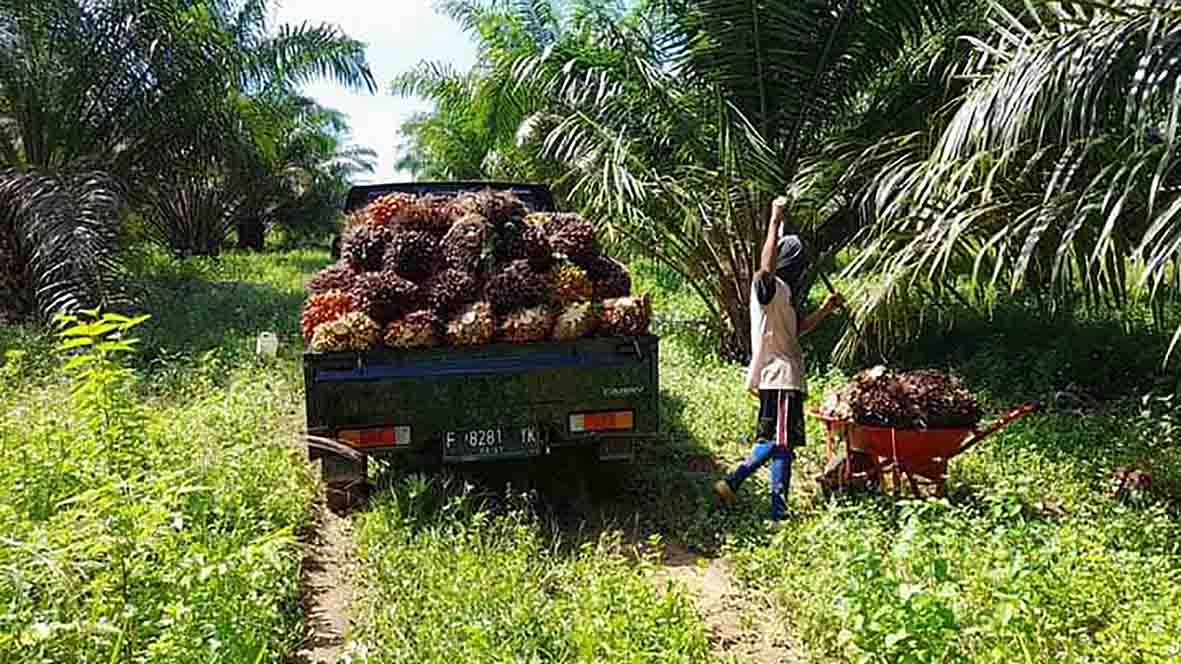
[499,306,554,343]
[552,302,597,341]
[307,261,359,295]
[383,228,441,282]
[301,290,357,343]
[838,366,919,428]
[485,259,547,314]
[341,224,390,272]
[384,310,440,349]
[598,296,651,337]
[896,369,981,428]
[445,301,495,346]
[349,271,418,324]
[442,213,489,274]
[821,366,981,429]
[548,261,593,304]
[310,311,380,352]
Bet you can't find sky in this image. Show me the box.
[271,0,480,183]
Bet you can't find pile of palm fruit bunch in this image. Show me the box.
[301,188,650,353]
[819,365,983,429]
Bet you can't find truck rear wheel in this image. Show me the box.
[308,435,370,513]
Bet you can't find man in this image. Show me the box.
[713,196,844,522]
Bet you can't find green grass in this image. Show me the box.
[4,247,1181,663]
[627,262,1181,663]
[0,248,325,663]
[347,475,711,663]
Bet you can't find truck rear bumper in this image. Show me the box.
[306,431,657,465]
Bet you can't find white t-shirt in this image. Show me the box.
[746,274,807,393]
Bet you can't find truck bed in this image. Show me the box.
[304,335,659,464]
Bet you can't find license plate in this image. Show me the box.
[443,426,545,462]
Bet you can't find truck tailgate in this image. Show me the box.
[304,336,659,453]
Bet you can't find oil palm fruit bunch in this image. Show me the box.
[349,271,418,323]
[344,209,370,229]
[442,214,488,273]
[454,188,527,224]
[823,366,920,428]
[423,268,477,314]
[307,261,359,295]
[491,219,528,262]
[552,302,597,341]
[402,194,455,236]
[445,301,495,346]
[524,211,581,228]
[548,261,593,304]
[384,310,440,349]
[579,254,632,298]
[549,214,597,259]
[300,290,356,342]
[896,369,981,428]
[849,366,915,428]
[310,311,380,352]
[384,229,441,282]
[499,306,554,343]
[367,193,416,226]
[485,259,546,314]
[599,296,652,337]
[342,224,390,272]
[522,220,553,269]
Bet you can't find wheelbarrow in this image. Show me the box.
[809,402,1040,498]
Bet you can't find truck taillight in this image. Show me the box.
[339,426,411,448]
[569,411,634,433]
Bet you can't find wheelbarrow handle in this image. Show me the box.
[954,401,1041,458]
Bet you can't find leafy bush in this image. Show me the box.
[0,310,314,663]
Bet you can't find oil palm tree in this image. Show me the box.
[0,0,213,316]
[0,0,374,316]
[500,0,979,356]
[241,95,377,249]
[391,0,568,181]
[843,0,1181,362]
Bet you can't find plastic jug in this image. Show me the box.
[256,332,279,358]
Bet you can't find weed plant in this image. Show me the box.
[0,252,319,663]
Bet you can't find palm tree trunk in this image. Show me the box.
[237,217,264,251]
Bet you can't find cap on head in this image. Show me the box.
[775,235,804,291]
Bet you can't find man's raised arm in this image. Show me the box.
[759,196,789,277]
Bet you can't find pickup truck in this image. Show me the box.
[304,182,660,491]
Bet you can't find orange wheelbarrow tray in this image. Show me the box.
[807,402,1041,496]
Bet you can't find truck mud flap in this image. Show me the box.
[598,438,635,462]
[581,432,659,462]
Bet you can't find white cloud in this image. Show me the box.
[271,0,480,182]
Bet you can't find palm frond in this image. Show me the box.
[0,168,127,318]
[847,1,1181,362]
[246,22,377,94]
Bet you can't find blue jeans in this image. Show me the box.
[725,441,793,520]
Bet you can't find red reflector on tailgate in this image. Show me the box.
[339,426,410,448]
[569,411,634,433]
